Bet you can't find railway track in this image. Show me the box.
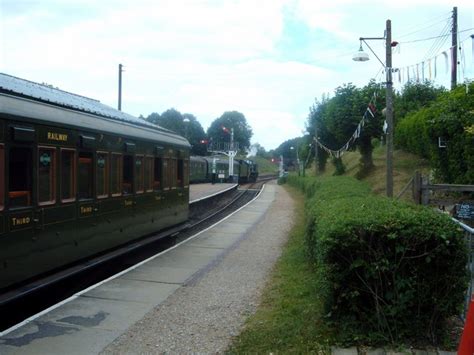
[0,178,272,332]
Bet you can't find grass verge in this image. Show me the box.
[227,185,330,354]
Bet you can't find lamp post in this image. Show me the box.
[353,19,394,197]
[183,117,190,141]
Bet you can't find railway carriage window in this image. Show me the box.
[78,152,93,200]
[97,152,109,198]
[144,156,153,192]
[38,147,56,205]
[122,155,133,195]
[166,158,175,189]
[135,155,144,194]
[0,145,3,210]
[9,147,32,208]
[163,158,170,190]
[177,159,184,187]
[61,149,75,202]
[111,153,122,196]
[153,157,162,190]
[184,159,189,186]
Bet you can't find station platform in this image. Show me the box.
[0,183,278,354]
[189,183,237,203]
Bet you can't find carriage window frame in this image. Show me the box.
[170,158,177,190]
[96,151,109,199]
[0,144,4,211]
[111,153,122,197]
[38,146,57,206]
[9,146,33,208]
[135,155,144,194]
[177,158,184,188]
[144,156,153,192]
[78,151,94,201]
[183,158,189,187]
[60,148,76,203]
[154,157,162,191]
[122,154,133,195]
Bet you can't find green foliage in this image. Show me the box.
[395,83,474,183]
[145,109,208,155]
[207,111,253,152]
[306,81,384,176]
[287,175,468,347]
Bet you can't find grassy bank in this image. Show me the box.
[228,186,330,353]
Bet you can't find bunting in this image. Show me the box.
[392,35,474,86]
[314,91,381,159]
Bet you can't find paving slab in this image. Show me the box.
[119,265,197,284]
[0,183,276,354]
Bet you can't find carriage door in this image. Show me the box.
[6,127,35,257]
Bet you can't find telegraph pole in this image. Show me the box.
[451,6,458,89]
[118,63,123,111]
[385,19,394,198]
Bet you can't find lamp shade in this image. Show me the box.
[352,50,369,62]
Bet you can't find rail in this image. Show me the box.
[452,218,474,319]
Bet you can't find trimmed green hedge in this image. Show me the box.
[287,175,468,346]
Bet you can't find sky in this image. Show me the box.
[1,0,473,150]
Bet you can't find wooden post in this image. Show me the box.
[421,175,430,205]
[412,171,421,204]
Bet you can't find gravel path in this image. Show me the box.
[100,182,294,354]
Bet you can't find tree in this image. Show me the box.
[145,109,208,155]
[207,111,253,152]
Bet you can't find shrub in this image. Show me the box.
[287,176,469,346]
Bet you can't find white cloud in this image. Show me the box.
[1,0,473,150]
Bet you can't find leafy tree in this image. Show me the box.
[307,82,383,176]
[145,109,208,155]
[207,111,253,152]
[394,80,446,122]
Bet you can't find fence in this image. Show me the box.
[398,172,474,318]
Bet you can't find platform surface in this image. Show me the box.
[0,184,277,355]
[189,183,237,203]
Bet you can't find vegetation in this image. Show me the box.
[206,111,253,153]
[294,175,467,346]
[228,187,329,354]
[230,176,468,352]
[144,109,208,155]
[395,82,474,184]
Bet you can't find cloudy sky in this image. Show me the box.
[1,0,473,150]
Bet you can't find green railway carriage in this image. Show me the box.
[189,156,208,183]
[0,73,190,291]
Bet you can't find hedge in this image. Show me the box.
[287,175,469,346]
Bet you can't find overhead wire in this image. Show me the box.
[397,13,451,39]
[421,18,452,62]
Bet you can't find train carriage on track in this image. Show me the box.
[0,73,190,291]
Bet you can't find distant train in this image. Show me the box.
[189,156,258,184]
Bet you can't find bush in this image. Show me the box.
[287,175,469,346]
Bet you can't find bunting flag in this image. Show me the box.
[428,59,432,80]
[434,56,437,78]
[421,61,425,81]
[416,63,419,82]
[442,51,448,74]
[314,92,381,159]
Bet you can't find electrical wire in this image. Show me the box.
[422,19,452,62]
[397,13,451,39]
[400,27,473,44]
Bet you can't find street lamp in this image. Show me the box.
[353,19,394,198]
[290,146,300,176]
[183,117,190,141]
